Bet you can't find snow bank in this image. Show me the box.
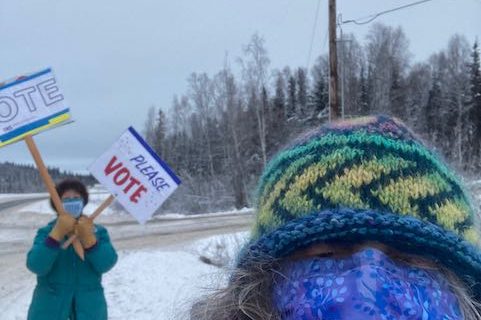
[188,232,249,268]
[105,250,217,319]
[104,231,249,319]
[156,207,253,220]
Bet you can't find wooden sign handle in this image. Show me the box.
[24,136,63,211]
[24,135,85,260]
[62,195,115,249]
[91,194,115,220]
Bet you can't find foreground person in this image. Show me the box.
[192,115,481,319]
[27,179,117,320]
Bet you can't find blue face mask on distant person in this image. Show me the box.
[62,198,84,218]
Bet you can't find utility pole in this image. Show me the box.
[338,19,351,120]
[339,21,344,119]
[328,0,340,120]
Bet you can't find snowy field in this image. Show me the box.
[1,232,249,320]
[0,186,253,320]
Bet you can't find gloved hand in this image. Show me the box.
[49,214,76,241]
[76,216,97,249]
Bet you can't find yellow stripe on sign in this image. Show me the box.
[0,113,71,148]
[49,113,71,125]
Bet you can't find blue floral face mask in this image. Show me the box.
[62,198,84,218]
[273,247,463,320]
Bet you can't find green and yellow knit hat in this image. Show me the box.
[242,115,481,296]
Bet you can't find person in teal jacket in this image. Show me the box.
[26,179,118,320]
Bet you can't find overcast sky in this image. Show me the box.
[0,0,480,173]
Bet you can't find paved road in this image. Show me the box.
[0,201,253,255]
[0,197,253,275]
[0,197,47,212]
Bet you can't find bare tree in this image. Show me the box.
[213,67,249,208]
[143,105,157,145]
[239,33,271,167]
[445,35,471,166]
[188,72,216,178]
[339,34,365,116]
[405,62,431,132]
[365,24,410,114]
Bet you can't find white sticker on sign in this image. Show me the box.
[89,127,181,224]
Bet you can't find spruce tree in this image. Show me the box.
[287,76,296,119]
[270,72,287,149]
[425,74,443,145]
[389,66,406,119]
[273,72,286,119]
[296,68,308,118]
[310,67,328,120]
[469,40,481,168]
[359,67,370,115]
[152,109,167,158]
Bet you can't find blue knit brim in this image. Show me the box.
[238,208,481,299]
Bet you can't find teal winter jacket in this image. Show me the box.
[26,219,118,320]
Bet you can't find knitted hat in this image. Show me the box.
[241,115,481,297]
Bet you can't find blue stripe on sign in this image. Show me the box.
[0,108,70,142]
[128,126,182,185]
[0,68,52,92]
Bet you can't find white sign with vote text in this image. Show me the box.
[89,127,181,224]
[0,68,71,147]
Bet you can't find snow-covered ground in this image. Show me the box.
[1,232,249,320]
[106,232,248,320]
[0,186,253,320]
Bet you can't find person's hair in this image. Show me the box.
[49,178,89,213]
[190,249,481,320]
[190,253,281,320]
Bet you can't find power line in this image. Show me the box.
[342,0,436,25]
[321,27,329,53]
[306,0,322,70]
[309,27,328,68]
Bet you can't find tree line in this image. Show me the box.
[145,23,481,214]
[0,162,96,193]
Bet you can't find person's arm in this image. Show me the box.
[26,226,61,276]
[83,225,118,274]
[27,215,76,276]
